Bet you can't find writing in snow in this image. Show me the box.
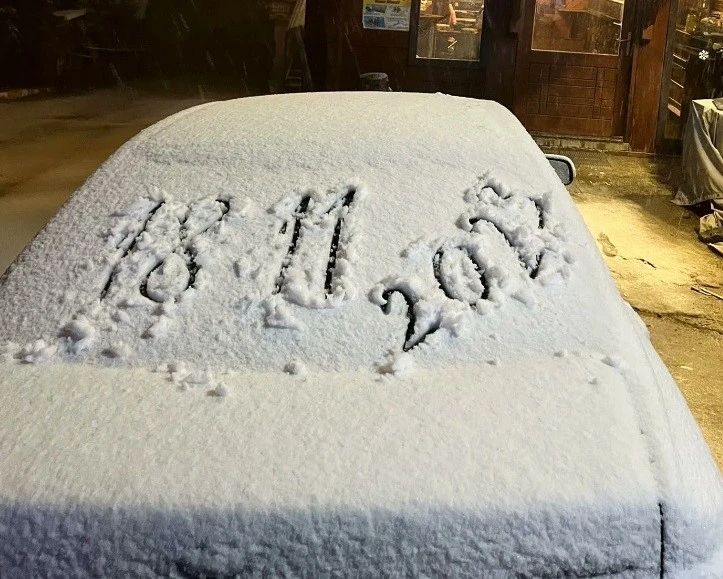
[89,178,570,353]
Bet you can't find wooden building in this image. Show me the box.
[298,0,713,153]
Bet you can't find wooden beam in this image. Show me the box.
[626,0,672,152]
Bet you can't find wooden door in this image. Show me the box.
[513,0,635,137]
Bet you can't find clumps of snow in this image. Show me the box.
[143,315,171,339]
[11,156,575,370]
[0,97,581,373]
[536,252,573,285]
[602,353,627,372]
[58,315,96,353]
[110,309,131,325]
[363,171,574,352]
[101,199,185,302]
[61,182,371,365]
[368,276,425,308]
[207,382,228,398]
[181,196,229,239]
[101,343,131,359]
[437,305,467,337]
[284,359,308,376]
[457,174,570,284]
[160,361,215,390]
[105,193,166,248]
[378,351,415,378]
[262,297,303,330]
[101,194,229,311]
[435,245,487,304]
[189,237,223,278]
[589,377,601,386]
[44,193,237,358]
[13,339,57,364]
[176,286,197,306]
[269,188,310,220]
[373,237,522,346]
[165,360,191,382]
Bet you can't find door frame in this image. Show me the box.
[513,0,637,138]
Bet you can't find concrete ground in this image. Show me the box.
[1,90,721,469]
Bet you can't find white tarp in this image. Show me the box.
[674,99,723,253]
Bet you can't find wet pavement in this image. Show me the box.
[0,90,721,468]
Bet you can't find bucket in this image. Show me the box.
[359,72,392,91]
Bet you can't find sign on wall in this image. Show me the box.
[362,0,411,31]
[267,0,295,21]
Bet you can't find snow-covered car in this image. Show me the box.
[0,93,721,577]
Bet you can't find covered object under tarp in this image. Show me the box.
[675,98,723,254]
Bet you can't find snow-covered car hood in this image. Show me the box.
[0,92,721,577]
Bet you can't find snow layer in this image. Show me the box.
[0,361,666,577]
[0,92,721,575]
[0,94,578,373]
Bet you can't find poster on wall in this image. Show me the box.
[362,0,411,31]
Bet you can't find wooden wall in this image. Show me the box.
[481,0,519,107]
[627,0,673,152]
[307,0,519,106]
[517,62,621,137]
[305,0,672,152]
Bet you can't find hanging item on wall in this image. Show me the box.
[362,0,411,31]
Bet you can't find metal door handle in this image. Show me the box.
[619,32,632,57]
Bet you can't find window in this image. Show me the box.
[414,0,485,61]
[531,0,626,56]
